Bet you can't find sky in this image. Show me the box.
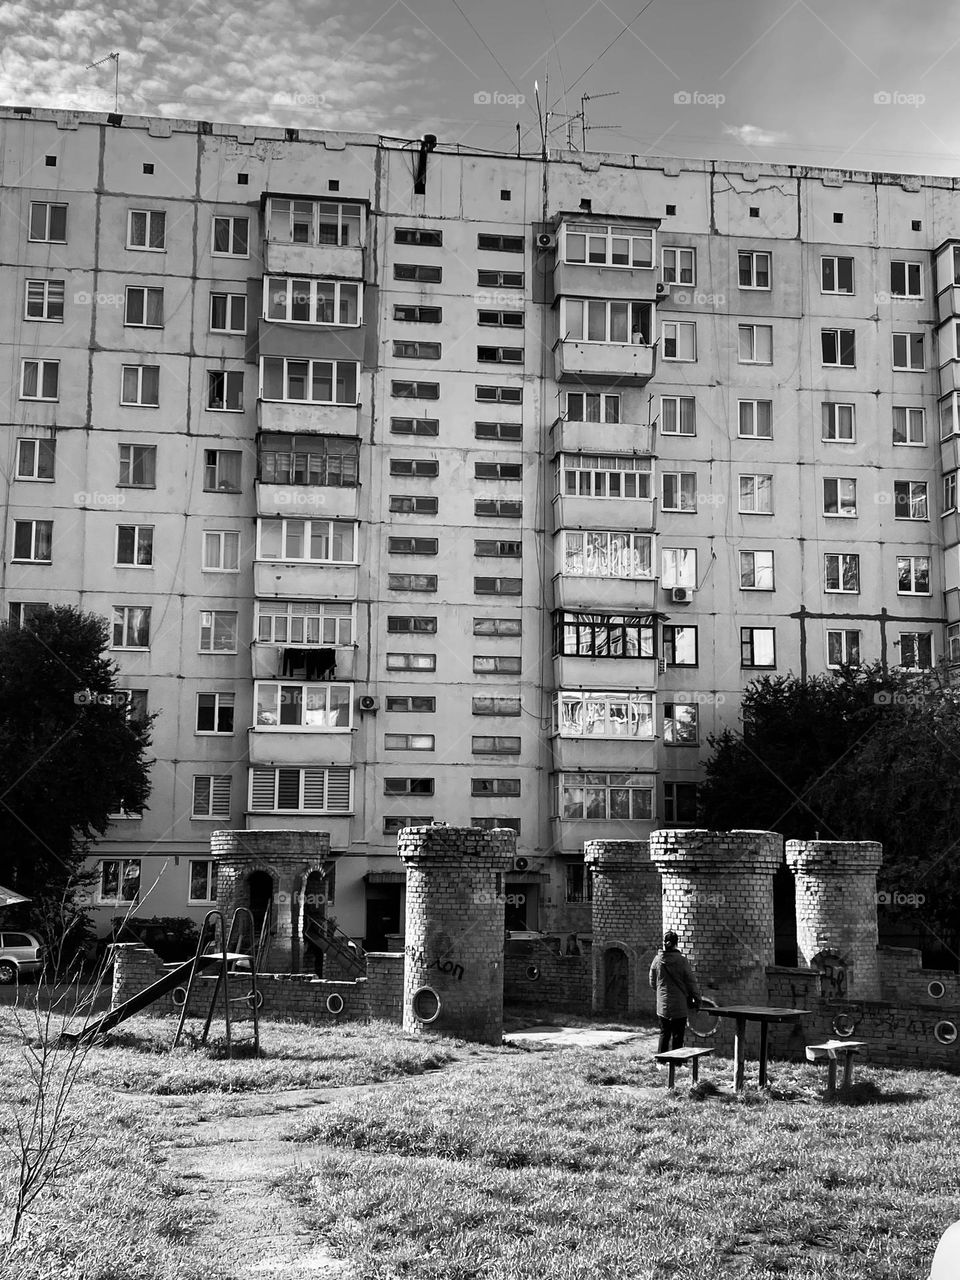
[0,0,959,176]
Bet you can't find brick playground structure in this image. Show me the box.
[109,826,960,1072]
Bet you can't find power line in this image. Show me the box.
[448,0,523,94]
[555,0,659,105]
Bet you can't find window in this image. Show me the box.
[395,227,442,246]
[475,540,522,558]
[395,305,442,323]
[949,623,960,664]
[473,656,522,674]
[739,550,774,590]
[475,499,522,518]
[661,396,696,436]
[256,600,355,646]
[898,632,933,671]
[267,197,357,246]
[662,625,698,667]
[565,861,593,903]
[477,233,524,252]
[388,574,437,591]
[472,696,522,714]
[116,525,154,567]
[738,250,771,289]
[98,859,140,904]
[942,394,960,440]
[394,263,442,283]
[663,782,699,825]
[12,520,52,562]
[661,321,696,361]
[476,462,522,481]
[203,449,241,492]
[472,777,521,797]
[561,222,654,268]
[388,537,438,556]
[897,556,930,595]
[894,480,928,520]
[257,518,356,564]
[562,299,651,344]
[15,438,55,480]
[824,553,860,593]
[741,627,776,668]
[207,369,244,411]
[563,531,653,580]
[474,577,522,595]
[383,816,432,833]
[20,359,59,400]
[822,403,855,443]
[384,777,435,795]
[472,736,521,755]
[477,270,524,288]
[891,261,923,298]
[890,406,924,449]
[188,860,219,904]
[386,653,437,671]
[478,310,524,328]
[196,692,235,734]
[384,734,435,751]
[260,436,359,488]
[25,279,64,321]
[476,385,523,404]
[556,691,654,739]
[554,611,654,659]
[822,329,856,367]
[118,444,156,488]
[394,341,441,360]
[477,345,523,364]
[739,474,773,514]
[29,202,67,242]
[203,530,241,571]
[212,215,249,256]
[827,630,861,668]
[266,277,361,325]
[124,286,164,327]
[199,610,238,653]
[821,256,854,294]
[260,357,358,405]
[7,603,50,629]
[249,766,353,814]
[738,325,773,364]
[385,696,437,712]
[210,292,247,333]
[661,246,696,284]
[112,606,151,648]
[255,681,353,729]
[387,616,437,634]
[738,400,772,439]
[566,392,620,423]
[120,364,159,406]
[661,548,696,588]
[389,496,438,515]
[559,771,653,821]
[391,380,439,400]
[390,459,439,478]
[475,421,522,441]
[192,775,232,819]
[558,454,651,499]
[823,478,857,517]
[663,702,698,745]
[128,209,165,249]
[391,417,439,437]
[944,471,958,515]
[661,472,697,512]
[474,618,522,637]
[893,333,925,371]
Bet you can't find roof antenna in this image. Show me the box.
[86,51,120,113]
[534,80,547,161]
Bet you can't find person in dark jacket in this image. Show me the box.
[649,930,702,1054]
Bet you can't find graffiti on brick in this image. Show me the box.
[405,945,465,981]
[812,949,847,999]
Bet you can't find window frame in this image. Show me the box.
[209,291,248,334]
[738,249,771,290]
[198,609,239,654]
[824,552,861,594]
[15,437,55,481]
[120,364,160,407]
[740,627,777,669]
[19,359,60,401]
[211,215,249,257]
[738,324,773,365]
[24,278,65,322]
[127,209,166,251]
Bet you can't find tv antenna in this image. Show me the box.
[580,90,620,151]
[86,51,120,113]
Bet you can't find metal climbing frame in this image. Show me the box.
[172,908,262,1057]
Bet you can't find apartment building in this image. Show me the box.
[0,107,954,949]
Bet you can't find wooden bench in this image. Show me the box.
[654,1046,715,1089]
[805,1040,868,1094]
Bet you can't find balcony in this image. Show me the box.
[553,654,659,689]
[553,574,659,612]
[263,240,364,280]
[254,561,359,600]
[552,493,655,533]
[553,260,660,303]
[551,734,658,773]
[257,399,362,437]
[248,728,355,767]
[555,338,655,385]
[549,815,655,853]
[251,643,358,680]
[550,418,654,456]
[256,482,361,521]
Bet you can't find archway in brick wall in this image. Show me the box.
[602,946,629,1014]
[246,870,274,950]
[299,863,335,975]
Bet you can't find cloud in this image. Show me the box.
[722,123,787,148]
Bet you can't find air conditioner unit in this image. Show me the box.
[513,856,530,872]
[358,695,380,713]
[670,587,693,604]
[656,281,672,297]
[536,231,557,250]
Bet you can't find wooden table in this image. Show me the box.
[708,1005,810,1090]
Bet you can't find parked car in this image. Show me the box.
[0,931,44,983]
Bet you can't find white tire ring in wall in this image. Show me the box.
[411,985,442,1024]
[326,993,345,1016]
[934,1020,958,1045]
[687,996,720,1039]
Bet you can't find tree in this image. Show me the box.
[0,607,153,930]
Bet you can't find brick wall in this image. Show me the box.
[584,840,661,1016]
[504,936,592,1010]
